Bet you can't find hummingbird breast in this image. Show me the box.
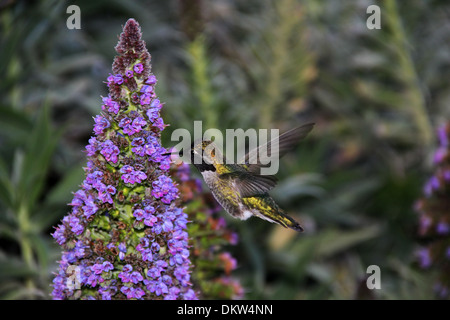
[200,170,251,220]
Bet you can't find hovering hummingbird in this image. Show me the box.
[177,123,315,232]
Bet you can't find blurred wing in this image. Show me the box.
[219,171,278,198]
[240,123,315,174]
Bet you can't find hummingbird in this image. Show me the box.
[187,123,315,232]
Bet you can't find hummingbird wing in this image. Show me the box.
[219,171,278,198]
[239,123,315,175]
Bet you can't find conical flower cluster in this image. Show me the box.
[51,19,196,300]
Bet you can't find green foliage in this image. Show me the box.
[1,0,449,299]
[0,102,82,299]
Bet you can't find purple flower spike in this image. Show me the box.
[51,19,197,300]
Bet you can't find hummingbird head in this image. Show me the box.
[190,139,218,172]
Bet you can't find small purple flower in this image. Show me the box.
[120,286,139,299]
[74,240,86,258]
[141,249,153,262]
[174,266,190,285]
[100,140,120,163]
[134,63,144,74]
[443,170,450,182]
[98,184,116,204]
[436,222,450,234]
[86,137,99,156]
[151,175,178,204]
[119,117,133,135]
[118,243,127,260]
[92,263,104,275]
[424,176,440,197]
[155,282,168,296]
[144,214,157,227]
[164,287,180,300]
[85,170,103,190]
[144,136,160,156]
[113,74,124,84]
[52,225,66,245]
[130,271,144,284]
[86,273,104,287]
[120,165,133,174]
[433,148,446,164]
[134,287,145,299]
[140,93,152,105]
[102,261,114,272]
[125,69,134,78]
[132,117,147,132]
[93,115,110,135]
[123,264,133,273]
[159,156,171,171]
[146,75,157,85]
[146,108,159,122]
[417,248,431,268]
[141,85,153,94]
[131,137,146,156]
[68,215,84,235]
[131,137,145,146]
[133,208,145,221]
[118,264,132,282]
[150,98,162,110]
[106,185,116,194]
[147,267,161,279]
[99,286,117,300]
[102,96,120,114]
[119,117,147,135]
[82,195,98,218]
[161,275,172,285]
[153,117,166,131]
[438,126,449,147]
[144,205,155,215]
[151,242,160,253]
[120,165,147,184]
[162,219,174,233]
[183,289,197,300]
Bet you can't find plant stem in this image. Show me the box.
[18,203,36,296]
[384,0,433,145]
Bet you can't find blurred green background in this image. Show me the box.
[1,0,449,299]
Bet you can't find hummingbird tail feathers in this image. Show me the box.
[254,208,304,232]
[278,214,304,232]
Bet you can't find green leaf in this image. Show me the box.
[0,105,32,136]
[29,234,51,278]
[17,102,60,212]
[30,165,83,232]
[45,165,84,206]
[0,253,38,280]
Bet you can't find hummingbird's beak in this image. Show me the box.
[161,150,184,165]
